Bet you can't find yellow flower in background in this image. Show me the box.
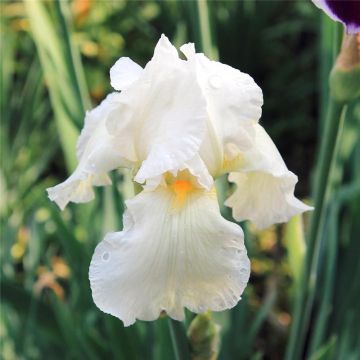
[47,35,311,326]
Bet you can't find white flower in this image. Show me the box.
[48,35,250,325]
[48,34,311,326]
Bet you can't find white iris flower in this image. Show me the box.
[47,35,311,326]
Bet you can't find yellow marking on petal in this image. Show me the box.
[221,153,244,174]
[171,179,194,209]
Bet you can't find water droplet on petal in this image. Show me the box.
[102,252,110,261]
[209,74,222,89]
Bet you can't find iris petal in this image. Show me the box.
[110,57,143,91]
[225,125,312,229]
[47,93,131,210]
[89,186,250,326]
[226,171,311,229]
[313,0,360,34]
[180,43,263,177]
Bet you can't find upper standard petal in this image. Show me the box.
[107,35,209,187]
[181,43,263,177]
[110,57,143,91]
[48,35,211,209]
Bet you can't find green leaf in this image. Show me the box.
[24,0,90,173]
[284,214,306,287]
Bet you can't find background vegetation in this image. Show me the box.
[1,1,359,359]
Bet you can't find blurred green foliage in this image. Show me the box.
[1,1,359,359]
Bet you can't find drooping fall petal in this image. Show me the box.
[89,183,250,326]
[47,93,131,210]
[225,124,312,229]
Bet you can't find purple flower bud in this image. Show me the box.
[313,0,360,34]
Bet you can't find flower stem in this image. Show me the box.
[195,0,218,60]
[167,318,191,360]
[285,100,345,360]
[308,101,345,269]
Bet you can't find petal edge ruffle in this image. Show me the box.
[89,186,250,326]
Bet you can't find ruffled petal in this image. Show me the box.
[226,171,312,229]
[225,124,312,229]
[142,154,213,192]
[312,0,360,34]
[47,173,111,211]
[76,93,135,163]
[106,35,209,186]
[180,43,263,176]
[89,185,250,326]
[182,154,214,190]
[47,93,132,210]
[110,57,143,91]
